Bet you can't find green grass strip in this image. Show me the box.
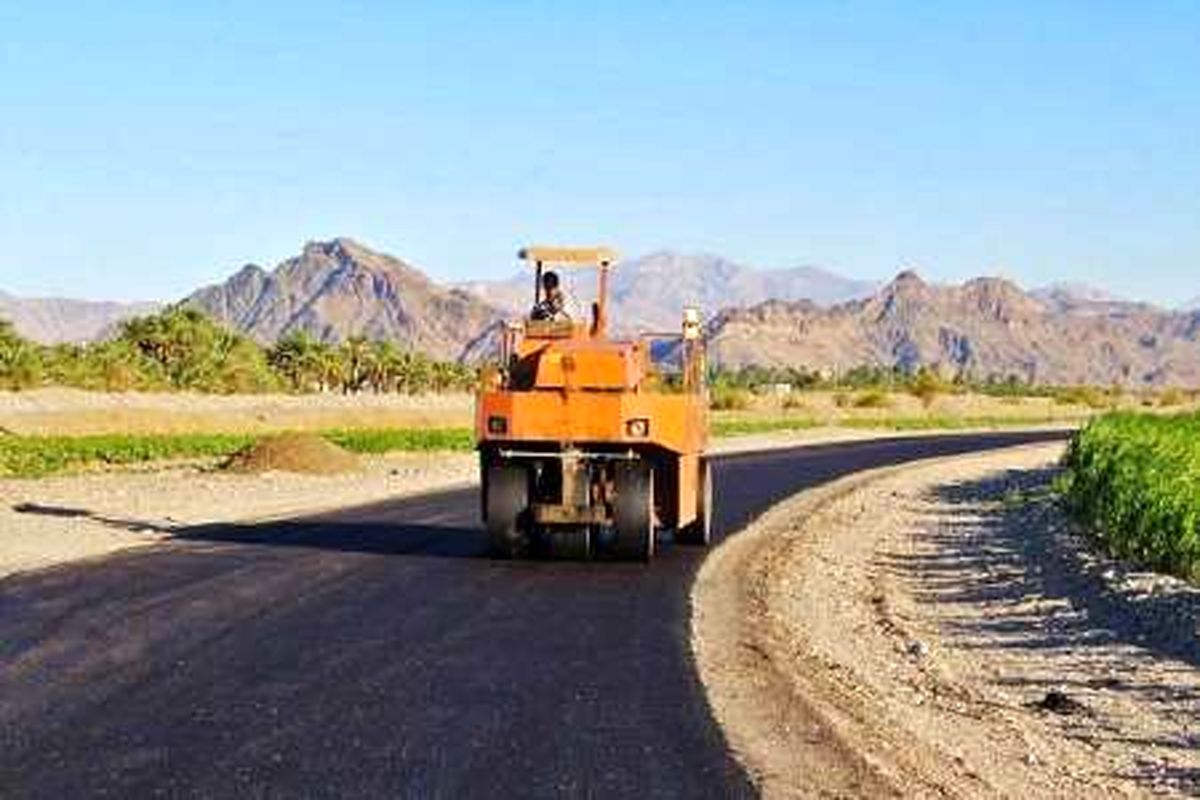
[711,414,1071,437]
[711,416,823,437]
[325,427,475,454]
[839,415,1071,431]
[0,433,256,478]
[0,427,475,478]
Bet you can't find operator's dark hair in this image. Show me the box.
[542,270,560,290]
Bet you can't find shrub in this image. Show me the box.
[0,319,43,390]
[907,367,947,408]
[852,389,891,409]
[781,393,809,412]
[1158,388,1187,408]
[709,386,752,411]
[1062,411,1200,581]
[1053,385,1112,410]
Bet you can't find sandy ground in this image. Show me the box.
[0,452,476,580]
[694,444,1200,798]
[0,388,475,435]
[0,386,1124,437]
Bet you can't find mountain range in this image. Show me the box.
[2,238,1199,386]
[706,271,1200,386]
[0,291,160,344]
[459,250,877,333]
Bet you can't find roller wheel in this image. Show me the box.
[485,465,529,558]
[549,527,591,560]
[678,458,713,546]
[613,463,655,562]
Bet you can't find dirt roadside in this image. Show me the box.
[693,443,1200,798]
[0,388,475,435]
[0,453,477,581]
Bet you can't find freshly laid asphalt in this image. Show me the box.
[0,430,1067,799]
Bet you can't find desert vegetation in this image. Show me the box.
[1062,410,1200,580]
[704,363,1187,408]
[0,309,476,395]
[701,363,1199,437]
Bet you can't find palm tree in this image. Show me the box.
[397,351,433,394]
[367,340,401,393]
[339,336,375,394]
[270,331,325,392]
[314,342,345,393]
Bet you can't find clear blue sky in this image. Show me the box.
[1,1,1197,304]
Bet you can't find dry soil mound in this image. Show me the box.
[224,433,360,476]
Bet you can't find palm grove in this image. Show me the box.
[0,308,478,394]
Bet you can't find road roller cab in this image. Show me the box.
[476,246,710,560]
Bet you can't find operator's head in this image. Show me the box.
[542,270,561,294]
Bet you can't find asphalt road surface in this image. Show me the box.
[1,431,1067,799]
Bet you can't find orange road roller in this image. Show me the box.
[476,246,711,560]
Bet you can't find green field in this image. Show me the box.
[1062,411,1200,581]
[0,428,476,478]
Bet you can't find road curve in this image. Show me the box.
[0,431,1066,799]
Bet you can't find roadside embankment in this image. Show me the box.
[694,443,1200,798]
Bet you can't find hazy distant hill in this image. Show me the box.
[707,271,1200,386]
[460,250,876,332]
[184,238,503,361]
[1031,282,1127,311]
[0,291,159,344]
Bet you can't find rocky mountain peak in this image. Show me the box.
[960,276,1044,322]
[868,269,935,323]
[891,269,927,288]
[185,238,501,359]
[302,237,380,267]
[228,263,268,283]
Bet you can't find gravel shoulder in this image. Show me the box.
[0,453,476,581]
[693,443,1200,798]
